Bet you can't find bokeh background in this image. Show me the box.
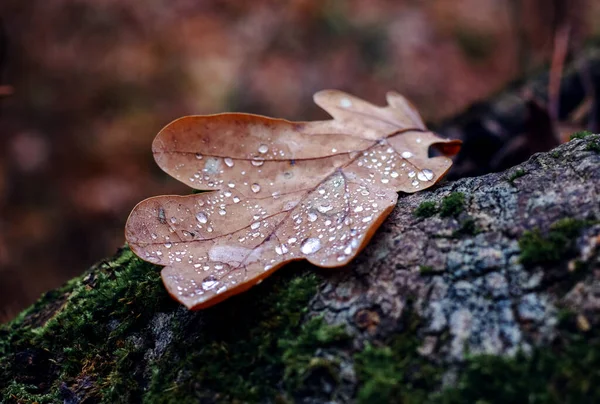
[1,0,599,321]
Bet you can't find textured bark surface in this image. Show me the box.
[314,134,600,353]
[307,134,600,399]
[1,135,599,403]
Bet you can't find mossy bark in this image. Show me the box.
[1,134,600,403]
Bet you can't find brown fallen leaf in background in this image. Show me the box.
[125,90,461,309]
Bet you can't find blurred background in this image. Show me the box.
[1,0,599,322]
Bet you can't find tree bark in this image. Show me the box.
[1,133,599,403]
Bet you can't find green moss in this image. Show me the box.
[351,303,600,404]
[453,217,479,237]
[551,150,561,158]
[0,246,337,403]
[414,201,438,218]
[281,317,349,393]
[587,140,600,153]
[143,268,340,403]
[419,265,436,275]
[440,192,465,218]
[571,132,600,152]
[436,311,600,403]
[354,312,441,404]
[507,168,527,183]
[570,130,594,140]
[0,247,171,403]
[519,218,594,267]
[1,380,58,403]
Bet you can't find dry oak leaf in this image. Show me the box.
[125,90,461,309]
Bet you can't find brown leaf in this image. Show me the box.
[125,90,461,309]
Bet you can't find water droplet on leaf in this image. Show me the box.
[417,169,434,181]
[300,237,321,255]
[202,275,219,290]
[196,212,208,224]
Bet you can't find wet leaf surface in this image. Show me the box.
[125,90,461,309]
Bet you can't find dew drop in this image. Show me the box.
[251,183,261,193]
[202,275,219,290]
[251,159,264,167]
[354,206,364,213]
[275,244,289,255]
[340,98,352,108]
[317,204,333,213]
[307,212,318,222]
[390,171,399,178]
[224,158,234,167]
[412,180,419,187]
[344,245,352,255]
[228,182,236,188]
[258,144,269,154]
[195,153,203,160]
[251,222,260,230]
[233,196,241,203]
[218,209,226,216]
[381,178,389,184]
[408,171,416,178]
[417,169,434,181]
[362,216,373,223]
[164,242,173,249]
[196,212,208,224]
[288,237,297,244]
[170,217,177,224]
[150,233,157,240]
[300,237,322,255]
[401,151,413,159]
[223,190,232,197]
